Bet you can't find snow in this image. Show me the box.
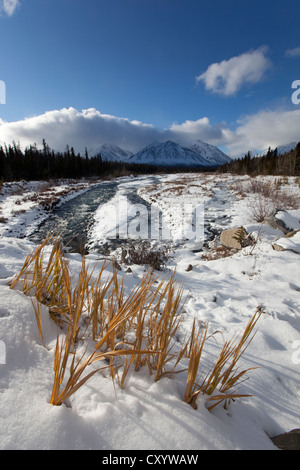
[257,142,298,158]
[0,179,98,239]
[263,142,298,156]
[127,140,230,167]
[275,231,300,254]
[186,139,232,166]
[85,139,231,167]
[275,209,300,232]
[88,143,134,161]
[0,173,300,450]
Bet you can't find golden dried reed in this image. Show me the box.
[10,236,263,411]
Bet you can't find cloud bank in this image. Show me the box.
[0,106,299,158]
[196,47,271,96]
[231,108,300,155]
[0,108,159,154]
[0,0,20,16]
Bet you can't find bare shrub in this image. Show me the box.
[37,182,53,193]
[119,241,170,271]
[247,177,299,223]
[246,179,273,198]
[249,194,275,223]
[275,191,299,210]
[12,209,26,216]
[202,245,234,261]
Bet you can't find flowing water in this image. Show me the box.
[29,177,157,254]
[29,177,236,254]
[204,182,236,244]
[29,181,119,252]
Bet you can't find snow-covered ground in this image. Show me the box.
[0,179,98,239]
[0,173,300,450]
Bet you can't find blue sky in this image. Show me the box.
[0,0,300,157]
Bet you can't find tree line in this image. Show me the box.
[2,138,299,182]
[0,140,218,182]
[219,142,300,176]
[0,140,169,182]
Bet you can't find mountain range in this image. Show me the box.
[90,140,231,167]
[88,143,134,162]
[269,142,298,155]
[257,142,298,157]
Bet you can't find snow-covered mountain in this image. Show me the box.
[89,144,133,161]
[258,142,298,157]
[87,140,231,167]
[127,140,231,167]
[275,142,298,155]
[185,140,232,166]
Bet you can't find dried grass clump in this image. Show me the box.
[184,307,263,411]
[10,236,263,411]
[9,236,183,404]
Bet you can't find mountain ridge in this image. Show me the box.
[88,144,134,162]
[90,140,231,167]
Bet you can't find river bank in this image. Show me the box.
[0,172,300,450]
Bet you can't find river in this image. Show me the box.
[29,176,235,254]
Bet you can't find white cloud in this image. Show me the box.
[285,46,300,58]
[226,108,300,156]
[0,106,299,159]
[0,107,160,154]
[196,47,271,96]
[168,117,236,147]
[0,0,20,16]
[168,109,300,157]
[0,108,237,156]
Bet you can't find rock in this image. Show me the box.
[121,249,128,263]
[275,210,300,233]
[125,267,132,273]
[285,229,300,238]
[265,209,300,235]
[113,260,122,271]
[65,234,88,254]
[220,227,248,250]
[265,215,289,234]
[272,230,300,254]
[185,264,193,272]
[271,429,300,450]
[272,243,286,252]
